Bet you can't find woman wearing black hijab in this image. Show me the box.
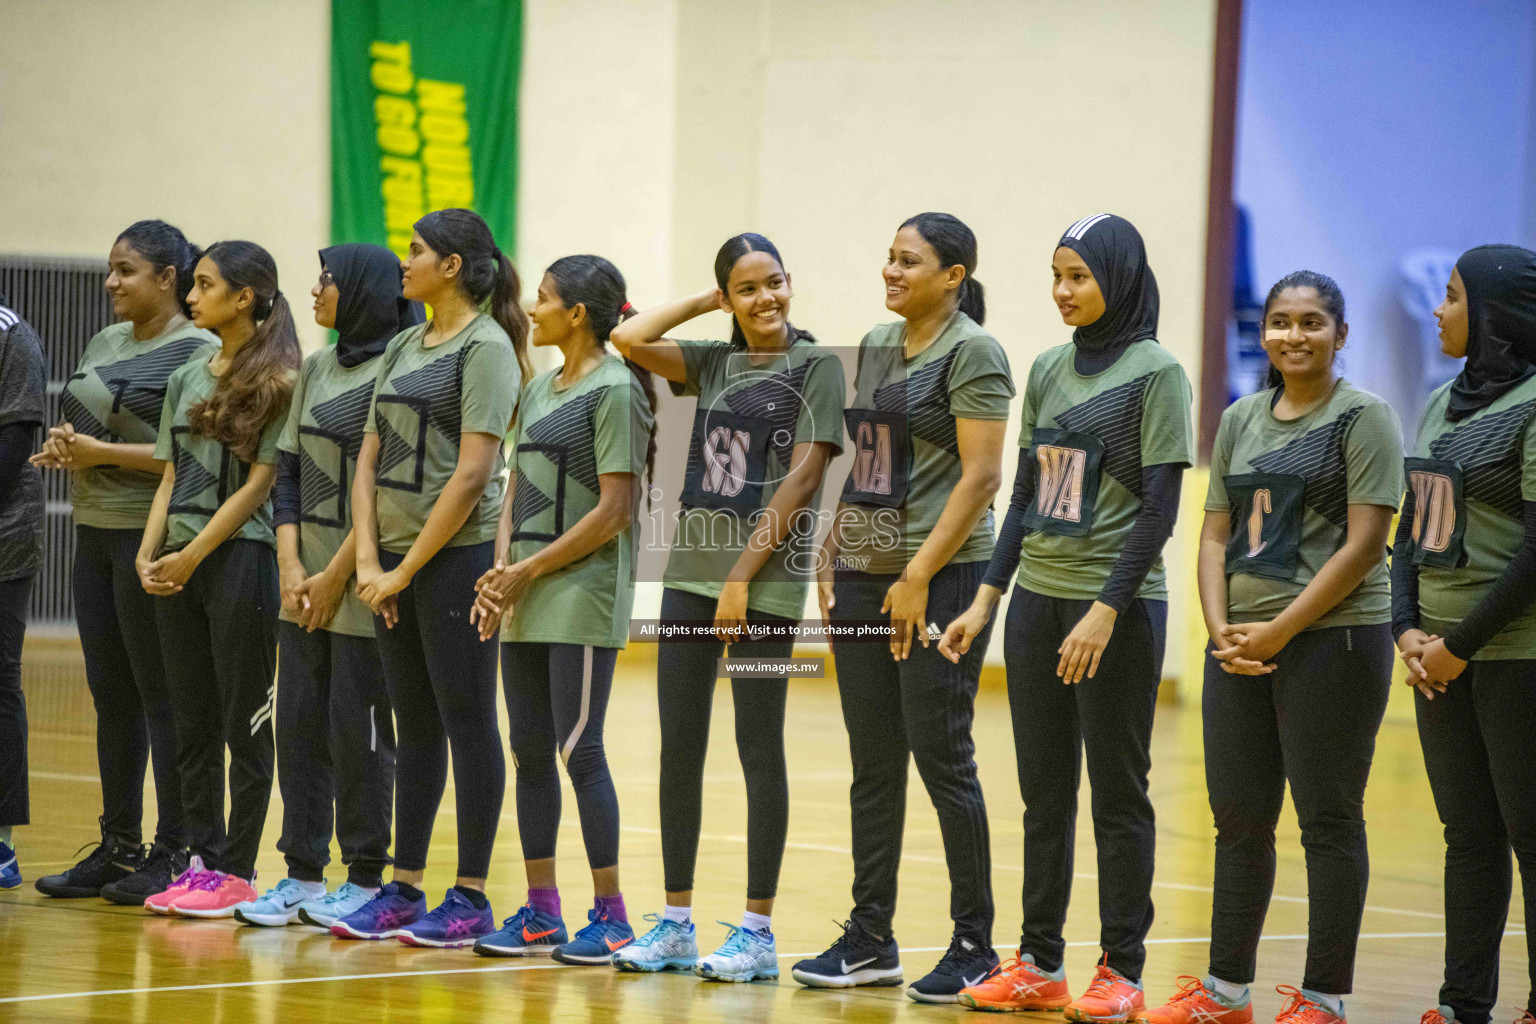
[1396,246,1536,1024]
[235,244,421,928]
[942,214,1193,1019]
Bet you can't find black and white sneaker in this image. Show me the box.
[907,934,1000,1003]
[791,919,903,989]
[34,817,140,898]
[101,842,189,906]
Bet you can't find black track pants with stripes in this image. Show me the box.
[830,560,996,946]
[154,539,278,880]
[275,622,395,887]
[502,641,620,869]
[1005,586,1165,981]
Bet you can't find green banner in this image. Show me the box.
[331,0,521,258]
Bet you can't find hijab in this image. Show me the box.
[320,244,423,368]
[1445,244,1536,422]
[1056,213,1160,370]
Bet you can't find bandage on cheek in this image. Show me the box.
[1264,329,1289,343]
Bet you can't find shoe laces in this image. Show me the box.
[186,870,227,893]
[574,908,616,940]
[1275,986,1328,1022]
[499,903,541,930]
[1165,976,1212,1006]
[933,935,986,974]
[713,922,751,956]
[822,919,868,958]
[1083,961,1126,999]
[1516,1013,1536,1024]
[1420,1013,1450,1024]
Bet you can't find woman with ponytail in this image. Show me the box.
[602,234,843,981]
[1140,271,1400,1024]
[796,213,1014,1003]
[332,208,525,948]
[944,214,1192,1020]
[468,254,656,964]
[132,240,299,918]
[30,221,216,905]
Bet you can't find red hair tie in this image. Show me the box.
[620,302,635,314]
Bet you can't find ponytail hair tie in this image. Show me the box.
[491,247,505,264]
[620,301,635,314]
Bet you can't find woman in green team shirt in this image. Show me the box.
[1141,271,1402,1024]
[467,255,656,965]
[606,233,845,981]
[795,212,1014,1003]
[136,240,301,918]
[335,209,528,948]
[233,244,422,929]
[943,214,1192,1020]
[29,221,216,905]
[1396,247,1536,1024]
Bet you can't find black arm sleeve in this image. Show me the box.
[980,446,1036,591]
[1096,462,1184,612]
[1389,487,1421,641]
[272,449,302,529]
[1444,500,1536,659]
[0,420,37,508]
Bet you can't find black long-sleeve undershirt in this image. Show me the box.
[272,449,301,529]
[0,420,37,508]
[1389,488,1421,642]
[980,449,1183,612]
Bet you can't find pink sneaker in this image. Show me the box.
[170,871,259,918]
[144,856,211,915]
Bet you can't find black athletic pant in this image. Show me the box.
[0,574,30,828]
[74,525,183,848]
[503,641,620,869]
[376,542,503,878]
[831,561,995,946]
[1203,623,1392,995]
[154,539,278,880]
[1006,586,1165,980]
[276,622,395,887]
[657,586,790,900]
[1416,658,1536,1024]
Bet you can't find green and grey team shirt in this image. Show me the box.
[1207,380,1403,630]
[275,347,381,637]
[61,321,218,529]
[1404,375,1536,660]
[836,313,1014,576]
[500,355,655,648]
[153,356,290,552]
[1014,339,1194,602]
[662,337,847,619]
[364,314,521,554]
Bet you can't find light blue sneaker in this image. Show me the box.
[695,922,779,982]
[0,842,20,890]
[297,881,377,929]
[234,877,324,927]
[611,914,699,973]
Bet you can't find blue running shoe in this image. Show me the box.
[330,881,427,940]
[696,922,779,982]
[551,908,636,965]
[397,889,495,948]
[297,881,378,929]
[473,903,570,957]
[611,914,698,973]
[0,842,19,890]
[234,877,324,927]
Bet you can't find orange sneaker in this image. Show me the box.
[1065,958,1145,1023]
[1140,976,1253,1023]
[958,954,1071,1012]
[1419,1011,1452,1024]
[170,872,259,918]
[143,855,211,915]
[1512,1013,1534,1024]
[1273,987,1343,1024]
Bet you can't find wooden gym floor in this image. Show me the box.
[0,640,1527,1023]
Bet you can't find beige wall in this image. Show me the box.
[0,0,1217,673]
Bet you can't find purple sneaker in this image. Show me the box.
[397,888,496,949]
[330,881,427,940]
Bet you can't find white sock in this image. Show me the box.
[1303,989,1345,1017]
[741,910,772,934]
[295,879,326,897]
[663,904,692,926]
[1210,977,1251,1005]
